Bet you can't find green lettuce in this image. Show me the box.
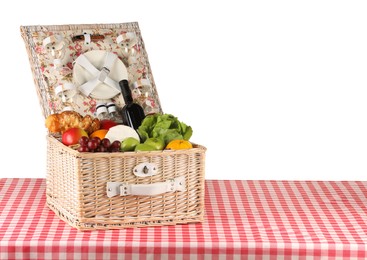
[138,113,193,145]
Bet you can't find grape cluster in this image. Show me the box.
[78,136,121,153]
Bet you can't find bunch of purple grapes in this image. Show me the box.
[78,136,121,153]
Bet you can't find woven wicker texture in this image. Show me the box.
[46,135,206,230]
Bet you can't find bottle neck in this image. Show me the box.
[119,80,134,104]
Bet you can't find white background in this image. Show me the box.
[1,0,367,180]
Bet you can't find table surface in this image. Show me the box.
[1,179,367,260]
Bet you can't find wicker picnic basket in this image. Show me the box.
[21,22,206,230]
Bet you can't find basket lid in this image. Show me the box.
[20,22,162,118]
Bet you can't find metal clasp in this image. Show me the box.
[133,163,158,177]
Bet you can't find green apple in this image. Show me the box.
[134,143,156,152]
[120,137,140,152]
[144,137,165,150]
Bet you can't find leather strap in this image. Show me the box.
[83,33,91,45]
[74,52,120,97]
[116,32,137,44]
[106,176,186,198]
[42,35,64,46]
[43,35,65,66]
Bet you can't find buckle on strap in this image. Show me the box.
[98,67,110,82]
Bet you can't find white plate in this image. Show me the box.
[73,50,128,99]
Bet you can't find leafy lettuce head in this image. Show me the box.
[137,113,193,145]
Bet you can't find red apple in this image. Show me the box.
[62,128,88,146]
[100,119,118,130]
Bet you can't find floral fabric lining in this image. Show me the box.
[22,23,162,117]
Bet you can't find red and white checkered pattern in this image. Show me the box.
[1,178,367,259]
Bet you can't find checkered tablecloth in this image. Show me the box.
[1,179,367,259]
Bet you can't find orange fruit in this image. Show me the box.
[165,139,193,150]
[90,129,108,140]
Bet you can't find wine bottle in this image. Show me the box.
[119,80,145,129]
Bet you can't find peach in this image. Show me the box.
[62,127,88,146]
